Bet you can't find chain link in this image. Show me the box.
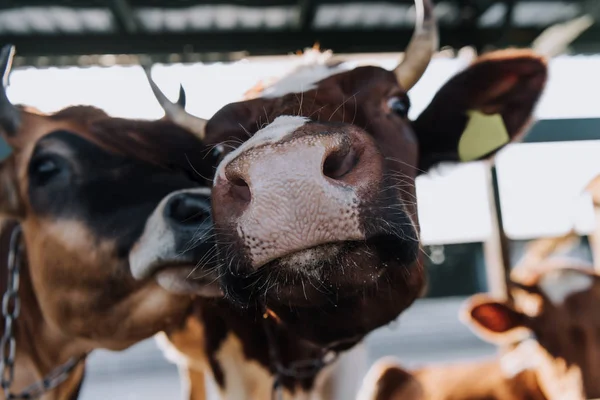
[0,225,85,400]
[1,225,23,397]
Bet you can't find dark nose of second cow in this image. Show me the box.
[164,192,212,230]
[214,122,380,269]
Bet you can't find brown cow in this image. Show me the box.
[138,0,548,342]
[132,0,548,397]
[0,44,221,399]
[359,260,600,400]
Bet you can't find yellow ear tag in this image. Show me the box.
[458,110,510,162]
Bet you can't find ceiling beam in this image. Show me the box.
[494,0,516,47]
[109,0,139,33]
[0,0,590,9]
[4,26,599,62]
[295,0,317,31]
[454,0,496,50]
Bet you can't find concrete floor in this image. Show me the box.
[79,296,497,399]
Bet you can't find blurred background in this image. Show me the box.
[1,0,600,398]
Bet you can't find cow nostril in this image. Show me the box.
[166,194,211,227]
[323,146,357,180]
[230,176,252,202]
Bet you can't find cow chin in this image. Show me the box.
[220,225,420,308]
[219,230,421,345]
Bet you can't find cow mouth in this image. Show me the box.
[223,233,418,306]
[259,242,345,273]
[154,263,222,296]
[131,257,222,297]
[259,233,415,271]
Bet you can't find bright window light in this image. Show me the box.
[7,55,600,244]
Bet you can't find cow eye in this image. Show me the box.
[387,96,410,118]
[210,144,225,166]
[29,155,65,185]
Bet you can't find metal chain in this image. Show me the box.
[0,225,85,399]
[0,226,22,398]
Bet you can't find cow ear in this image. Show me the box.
[460,294,530,344]
[412,49,548,171]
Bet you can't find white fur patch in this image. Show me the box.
[129,192,178,280]
[500,339,543,378]
[255,48,353,99]
[215,333,278,400]
[129,188,211,281]
[538,270,594,305]
[214,115,310,185]
[260,62,353,98]
[321,343,368,400]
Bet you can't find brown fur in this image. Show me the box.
[150,48,548,399]
[361,262,600,400]
[0,103,215,398]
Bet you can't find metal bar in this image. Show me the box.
[0,0,589,7]
[295,0,317,31]
[110,0,139,34]
[496,0,517,46]
[4,26,599,59]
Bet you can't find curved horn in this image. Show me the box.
[142,66,207,140]
[176,84,186,108]
[394,0,439,91]
[0,44,20,135]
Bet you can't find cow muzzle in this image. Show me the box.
[129,188,221,297]
[211,116,419,305]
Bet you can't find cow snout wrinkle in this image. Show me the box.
[222,134,366,269]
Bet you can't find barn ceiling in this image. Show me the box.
[1,0,599,67]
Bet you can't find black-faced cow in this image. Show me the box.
[133,0,548,397]
[359,259,600,400]
[0,45,220,399]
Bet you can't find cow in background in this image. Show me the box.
[358,259,600,400]
[0,44,221,399]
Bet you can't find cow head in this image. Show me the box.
[463,263,600,398]
[145,0,548,345]
[0,45,219,350]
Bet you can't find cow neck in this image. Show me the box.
[508,368,547,400]
[260,304,344,398]
[198,299,353,396]
[500,339,583,400]
[0,220,87,400]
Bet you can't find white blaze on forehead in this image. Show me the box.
[214,115,310,185]
[538,269,594,305]
[255,47,353,99]
[260,62,353,98]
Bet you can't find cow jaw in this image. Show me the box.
[129,188,222,297]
